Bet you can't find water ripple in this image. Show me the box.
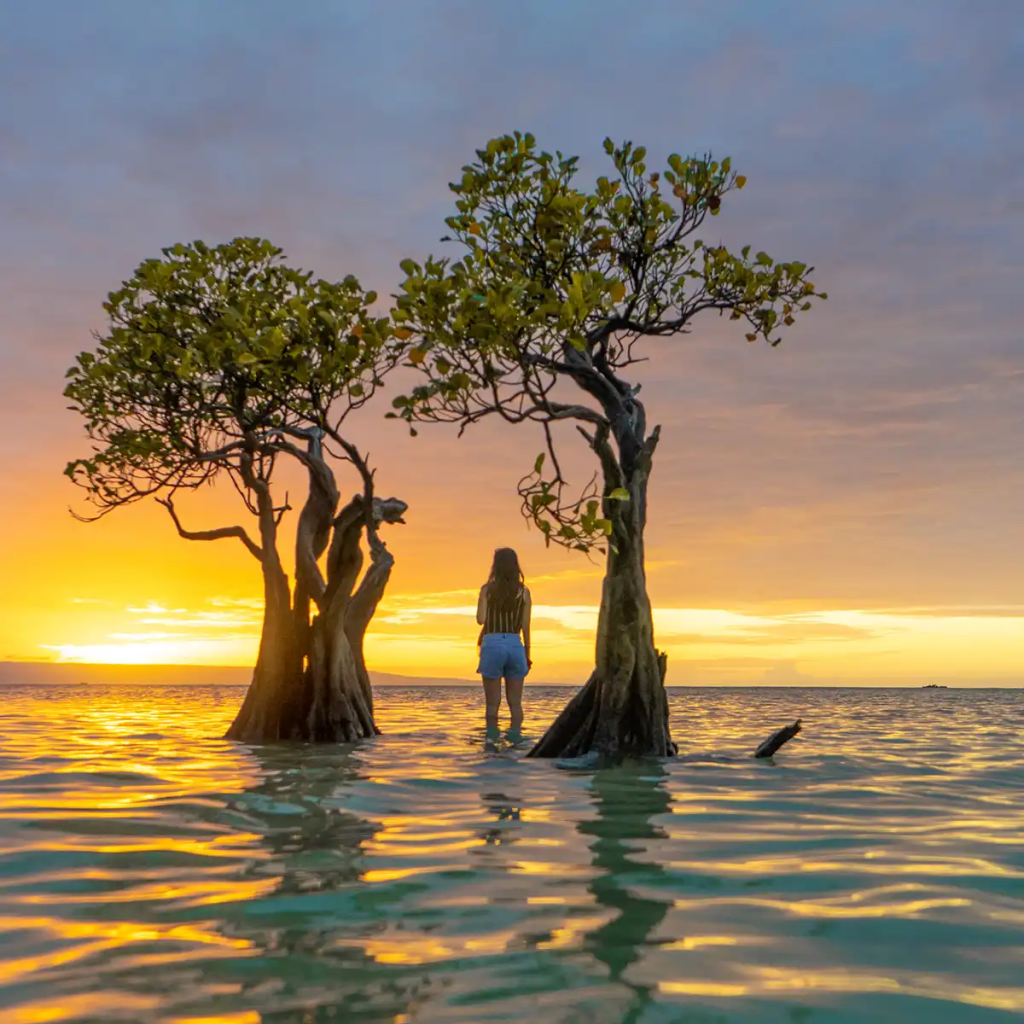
[0,683,1022,1022]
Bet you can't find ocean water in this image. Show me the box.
[1,683,1023,1023]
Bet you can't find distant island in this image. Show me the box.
[922,684,949,689]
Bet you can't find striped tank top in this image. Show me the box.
[483,583,525,635]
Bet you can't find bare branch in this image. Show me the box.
[155,495,263,560]
[274,492,292,526]
[321,425,380,543]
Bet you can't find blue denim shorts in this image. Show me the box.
[477,632,529,680]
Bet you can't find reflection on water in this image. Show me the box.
[1,683,1023,1021]
[582,765,672,1024]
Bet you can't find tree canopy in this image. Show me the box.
[64,237,410,743]
[391,132,827,553]
[65,236,401,526]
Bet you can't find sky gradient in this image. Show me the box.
[1,0,1022,684]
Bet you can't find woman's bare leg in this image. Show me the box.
[505,677,524,732]
[482,677,502,730]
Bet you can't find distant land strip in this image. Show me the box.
[1,661,1016,688]
[0,662,487,687]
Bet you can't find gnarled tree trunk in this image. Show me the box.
[530,419,672,758]
[298,494,390,742]
[225,433,406,744]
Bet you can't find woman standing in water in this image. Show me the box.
[476,548,532,733]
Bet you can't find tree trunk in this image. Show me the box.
[295,493,406,741]
[224,432,406,744]
[530,422,673,759]
[527,500,673,758]
[298,495,379,741]
[224,552,304,742]
[345,520,400,722]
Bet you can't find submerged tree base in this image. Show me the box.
[526,678,804,761]
[528,652,804,762]
[527,668,676,759]
[224,610,381,745]
[225,655,381,745]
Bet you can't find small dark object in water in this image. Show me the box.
[922,684,948,689]
[754,719,802,759]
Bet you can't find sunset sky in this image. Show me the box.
[1,0,1022,685]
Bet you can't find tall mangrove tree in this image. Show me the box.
[65,238,408,742]
[391,133,826,758]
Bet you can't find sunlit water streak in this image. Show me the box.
[0,683,1022,1023]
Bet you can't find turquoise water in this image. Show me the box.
[1,683,1023,1023]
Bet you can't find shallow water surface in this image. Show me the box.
[1,683,1023,1023]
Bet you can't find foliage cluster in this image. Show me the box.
[66,238,403,519]
[390,133,826,551]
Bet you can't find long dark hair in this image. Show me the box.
[486,547,525,610]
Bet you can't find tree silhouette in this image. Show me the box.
[65,238,408,741]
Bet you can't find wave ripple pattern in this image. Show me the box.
[0,683,1022,1023]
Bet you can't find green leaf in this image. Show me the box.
[534,452,545,474]
[607,487,630,501]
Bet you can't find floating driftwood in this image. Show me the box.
[753,719,802,759]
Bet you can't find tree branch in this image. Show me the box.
[155,496,263,560]
[291,429,339,613]
[320,425,382,547]
[577,422,625,492]
[237,441,283,575]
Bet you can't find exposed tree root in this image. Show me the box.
[753,719,802,759]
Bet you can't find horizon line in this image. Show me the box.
[0,661,1019,689]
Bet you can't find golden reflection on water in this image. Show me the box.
[358,928,518,965]
[1,682,1023,1022]
[659,968,1024,1012]
[167,1014,261,1024]
[11,876,280,909]
[537,915,614,951]
[659,980,750,997]
[670,893,973,918]
[7,991,162,1024]
[665,855,1024,878]
[660,935,741,950]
